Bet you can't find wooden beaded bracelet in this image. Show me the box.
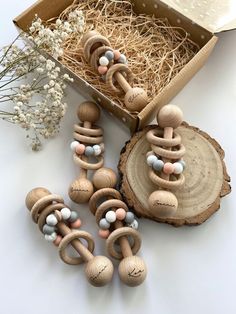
[81,30,148,112]
[146,104,186,217]
[89,167,147,287]
[68,101,104,204]
[25,187,114,287]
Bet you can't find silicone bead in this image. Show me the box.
[153,159,164,172]
[70,219,82,229]
[173,162,184,174]
[147,154,158,167]
[45,232,57,242]
[85,146,94,157]
[163,162,174,174]
[43,224,55,235]
[118,54,127,64]
[98,229,110,239]
[93,144,102,156]
[99,218,110,230]
[46,214,58,226]
[105,50,114,61]
[105,211,116,223]
[61,207,71,220]
[75,144,85,155]
[98,66,108,75]
[116,208,126,220]
[54,235,62,246]
[179,159,186,170]
[113,50,121,60]
[129,219,139,230]
[99,56,109,66]
[125,212,135,224]
[68,211,79,223]
[70,141,79,152]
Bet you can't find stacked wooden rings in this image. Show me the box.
[89,167,147,287]
[69,101,104,204]
[81,30,148,112]
[146,104,186,218]
[25,187,114,287]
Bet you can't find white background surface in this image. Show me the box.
[0,1,236,314]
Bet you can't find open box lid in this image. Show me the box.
[161,0,236,33]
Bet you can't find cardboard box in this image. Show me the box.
[13,0,235,133]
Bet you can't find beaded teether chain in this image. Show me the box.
[89,167,147,287]
[25,187,113,287]
[69,101,104,204]
[81,30,148,112]
[146,104,186,217]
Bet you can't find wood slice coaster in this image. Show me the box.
[118,123,231,227]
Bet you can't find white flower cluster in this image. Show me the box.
[0,10,85,150]
[29,10,85,59]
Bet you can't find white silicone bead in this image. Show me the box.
[147,154,158,166]
[173,162,184,174]
[45,232,57,242]
[61,207,71,220]
[129,219,138,229]
[99,56,109,66]
[105,211,116,223]
[93,144,102,156]
[46,214,58,226]
[70,141,79,152]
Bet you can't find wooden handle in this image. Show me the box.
[161,126,173,182]
[114,220,133,258]
[114,72,131,93]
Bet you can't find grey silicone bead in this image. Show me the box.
[99,218,110,230]
[118,54,127,64]
[125,212,135,224]
[153,159,164,172]
[68,211,79,223]
[179,159,186,170]
[85,146,94,156]
[43,224,55,235]
[105,50,114,61]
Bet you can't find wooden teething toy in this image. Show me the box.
[69,101,104,203]
[81,30,148,112]
[146,104,185,217]
[25,187,113,287]
[89,168,147,287]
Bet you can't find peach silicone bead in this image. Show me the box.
[54,235,62,247]
[116,208,126,220]
[75,144,86,155]
[98,66,108,75]
[98,229,110,239]
[70,219,82,229]
[163,162,174,174]
[113,50,121,60]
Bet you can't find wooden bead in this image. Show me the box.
[25,187,50,211]
[81,30,99,47]
[68,178,94,203]
[118,256,147,287]
[148,190,178,217]
[92,167,117,189]
[77,101,100,123]
[124,87,148,112]
[157,104,183,129]
[85,256,114,287]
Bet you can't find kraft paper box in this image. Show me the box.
[13,0,236,133]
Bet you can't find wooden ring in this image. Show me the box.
[89,188,122,215]
[37,203,66,232]
[90,46,112,72]
[146,128,181,147]
[73,132,103,145]
[31,194,64,223]
[149,168,185,190]
[151,144,186,160]
[74,124,103,137]
[95,199,128,223]
[106,227,141,259]
[83,35,111,62]
[106,64,133,94]
[58,230,94,265]
[73,153,104,170]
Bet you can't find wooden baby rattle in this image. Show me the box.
[146,104,186,218]
[25,187,113,287]
[89,167,147,287]
[69,101,104,203]
[81,30,148,112]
